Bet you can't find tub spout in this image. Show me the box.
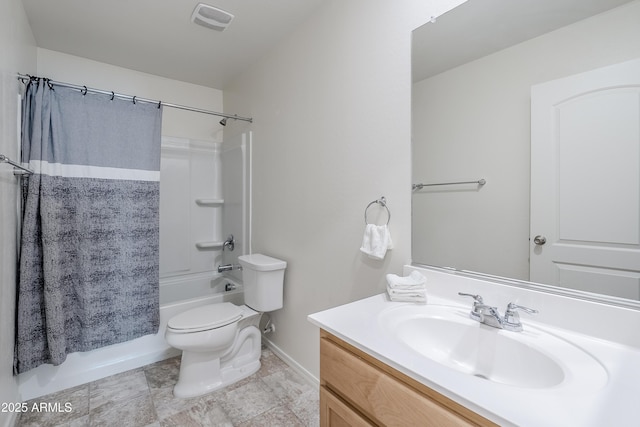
[217,263,242,273]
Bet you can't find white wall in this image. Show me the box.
[412,1,640,280]
[0,0,36,425]
[223,0,464,380]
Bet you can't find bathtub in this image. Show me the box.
[17,275,244,401]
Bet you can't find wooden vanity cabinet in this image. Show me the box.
[319,330,498,427]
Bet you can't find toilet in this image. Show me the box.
[165,254,287,398]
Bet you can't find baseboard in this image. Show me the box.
[263,337,319,389]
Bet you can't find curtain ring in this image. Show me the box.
[81,86,88,96]
[110,91,115,101]
[26,76,37,87]
[157,100,162,109]
[132,96,136,105]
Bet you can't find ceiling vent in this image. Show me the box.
[191,3,234,32]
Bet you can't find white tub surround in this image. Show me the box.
[159,137,224,280]
[308,265,640,427]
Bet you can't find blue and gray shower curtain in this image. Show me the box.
[15,79,163,374]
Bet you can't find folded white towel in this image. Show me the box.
[386,285,427,303]
[385,271,427,303]
[386,271,426,289]
[360,224,393,260]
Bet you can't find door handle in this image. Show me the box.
[533,235,547,246]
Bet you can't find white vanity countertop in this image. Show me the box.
[308,268,640,427]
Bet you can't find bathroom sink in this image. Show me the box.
[378,304,608,390]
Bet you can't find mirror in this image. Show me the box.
[411,0,640,303]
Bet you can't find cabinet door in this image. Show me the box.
[321,337,478,427]
[320,386,374,427]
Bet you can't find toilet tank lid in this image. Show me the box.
[238,254,287,271]
[168,302,243,331]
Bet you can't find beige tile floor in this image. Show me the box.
[17,347,319,427]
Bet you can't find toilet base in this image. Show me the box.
[173,325,262,398]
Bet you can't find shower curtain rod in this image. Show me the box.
[17,73,253,123]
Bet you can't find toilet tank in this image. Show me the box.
[238,254,287,312]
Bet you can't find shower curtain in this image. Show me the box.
[15,79,163,374]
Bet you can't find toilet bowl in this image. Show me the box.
[165,254,286,398]
[165,303,262,398]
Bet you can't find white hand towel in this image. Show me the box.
[386,271,426,289]
[386,285,427,303]
[385,271,427,303]
[360,224,393,260]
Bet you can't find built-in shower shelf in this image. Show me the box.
[195,198,224,206]
[195,241,224,250]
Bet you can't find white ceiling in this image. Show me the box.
[412,0,634,82]
[22,0,325,89]
[24,0,633,89]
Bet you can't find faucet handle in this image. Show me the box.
[458,292,485,322]
[458,292,484,304]
[222,234,235,252]
[506,303,538,315]
[504,303,538,331]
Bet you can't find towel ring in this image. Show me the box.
[364,197,391,225]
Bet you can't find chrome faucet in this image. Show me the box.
[217,263,242,273]
[472,303,504,329]
[458,292,538,332]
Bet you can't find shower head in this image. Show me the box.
[219,117,227,126]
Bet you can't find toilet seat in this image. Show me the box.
[167,302,243,333]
